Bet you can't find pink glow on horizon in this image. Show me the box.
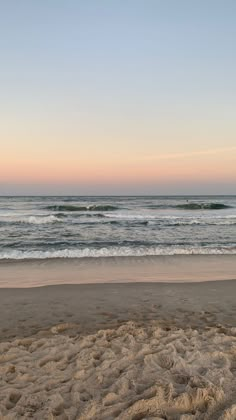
[2,147,236,187]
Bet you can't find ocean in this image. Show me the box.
[0,195,236,260]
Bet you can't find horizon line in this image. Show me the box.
[0,194,235,198]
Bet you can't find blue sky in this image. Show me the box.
[0,1,236,194]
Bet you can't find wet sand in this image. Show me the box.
[0,255,236,287]
[1,280,236,341]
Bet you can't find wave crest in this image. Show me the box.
[176,203,231,210]
[27,215,61,224]
[45,205,119,212]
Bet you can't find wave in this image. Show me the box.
[1,213,236,227]
[156,219,236,226]
[104,213,161,220]
[175,203,231,210]
[104,213,236,225]
[147,202,232,210]
[1,245,236,259]
[27,215,62,224]
[170,221,236,226]
[45,205,119,212]
[0,215,61,225]
[105,218,236,226]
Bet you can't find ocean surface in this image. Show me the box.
[0,196,236,260]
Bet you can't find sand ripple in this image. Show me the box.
[1,322,236,419]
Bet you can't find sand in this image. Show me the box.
[1,320,236,420]
[1,279,236,419]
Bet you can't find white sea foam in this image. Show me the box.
[1,245,236,260]
[26,215,61,224]
[0,215,61,224]
[105,213,162,219]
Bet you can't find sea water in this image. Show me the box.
[0,195,235,260]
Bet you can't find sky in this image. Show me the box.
[0,0,236,195]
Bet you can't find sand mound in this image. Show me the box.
[1,321,236,419]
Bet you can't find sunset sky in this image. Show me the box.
[1,1,236,195]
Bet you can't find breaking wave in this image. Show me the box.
[1,245,236,259]
[0,215,61,225]
[27,215,61,224]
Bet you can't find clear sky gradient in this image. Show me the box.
[1,0,235,195]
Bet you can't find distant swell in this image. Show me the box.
[176,203,231,210]
[147,202,231,210]
[45,205,119,212]
[1,246,236,260]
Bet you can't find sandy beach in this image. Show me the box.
[1,268,236,418]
